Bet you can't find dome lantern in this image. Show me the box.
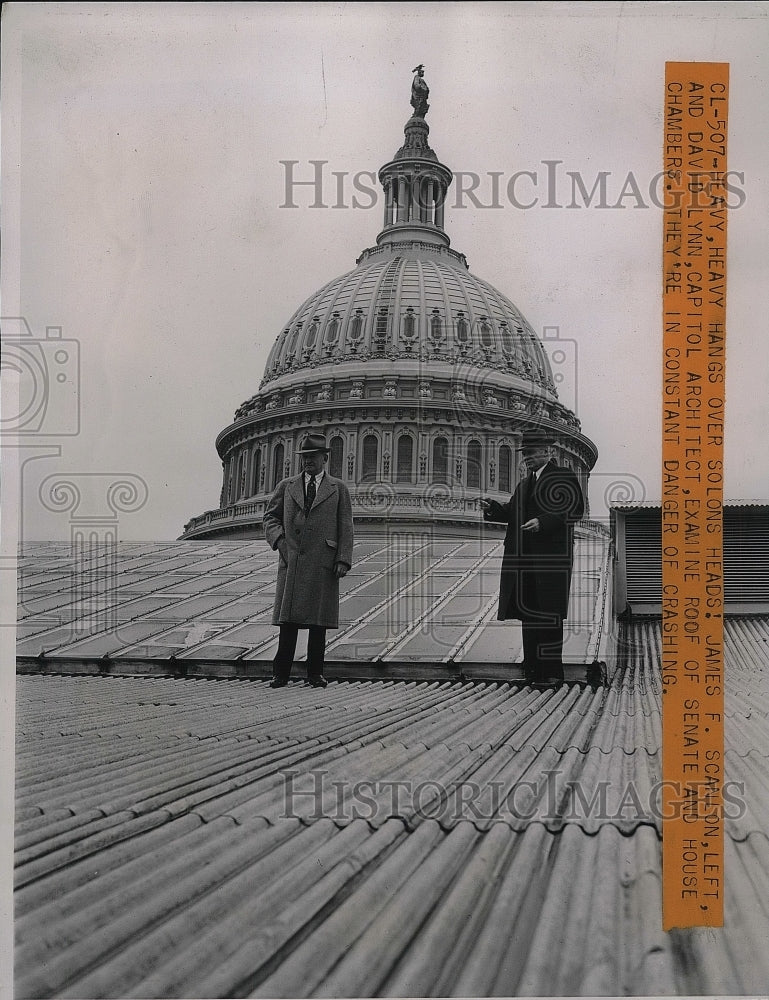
[376,65,453,249]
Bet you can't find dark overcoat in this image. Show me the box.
[484,461,584,622]
[264,473,354,628]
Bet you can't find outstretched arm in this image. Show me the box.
[480,497,513,523]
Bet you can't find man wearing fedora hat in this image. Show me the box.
[264,433,354,688]
[480,429,584,686]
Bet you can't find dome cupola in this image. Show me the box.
[375,63,452,249]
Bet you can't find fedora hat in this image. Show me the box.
[297,433,331,454]
[518,428,555,451]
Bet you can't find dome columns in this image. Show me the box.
[384,177,394,224]
[434,182,446,229]
[378,158,453,247]
[183,404,597,538]
[397,178,407,224]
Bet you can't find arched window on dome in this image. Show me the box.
[304,317,320,352]
[499,444,512,494]
[467,440,482,489]
[456,312,469,345]
[433,436,449,484]
[479,318,494,351]
[251,447,262,496]
[272,443,284,489]
[329,436,343,479]
[402,308,417,344]
[396,435,414,484]
[362,434,378,482]
[499,321,514,357]
[288,323,302,357]
[236,451,247,499]
[349,309,364,347]
[430,310,443,345]
[324,313,340,346]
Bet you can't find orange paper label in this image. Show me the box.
[661,62,728,929]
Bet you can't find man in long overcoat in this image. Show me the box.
[481,430,584,685]
[263,433,354,687]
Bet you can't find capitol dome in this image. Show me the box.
[256,247,557,396]
[182,74,597,539]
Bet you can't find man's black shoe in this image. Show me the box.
[306,676,328,688]
[269,677,289,688]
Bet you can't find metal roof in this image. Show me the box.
[13,613,769,997]
[17,534,612,676]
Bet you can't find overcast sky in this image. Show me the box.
[4,1,769,541]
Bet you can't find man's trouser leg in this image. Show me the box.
[273,624,299,681]
[537,621,565,681]
[306,626,327,680]
[521,621,539,681]
[522,619,564,682]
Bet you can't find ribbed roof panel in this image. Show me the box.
[13,609,769,997]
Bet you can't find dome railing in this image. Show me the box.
[356,241,468,267]
[182,492,605,538]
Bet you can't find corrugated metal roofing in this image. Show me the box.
[14,613,769,996]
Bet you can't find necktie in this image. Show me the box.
[305,475,316,513]
[525,472,536,514]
